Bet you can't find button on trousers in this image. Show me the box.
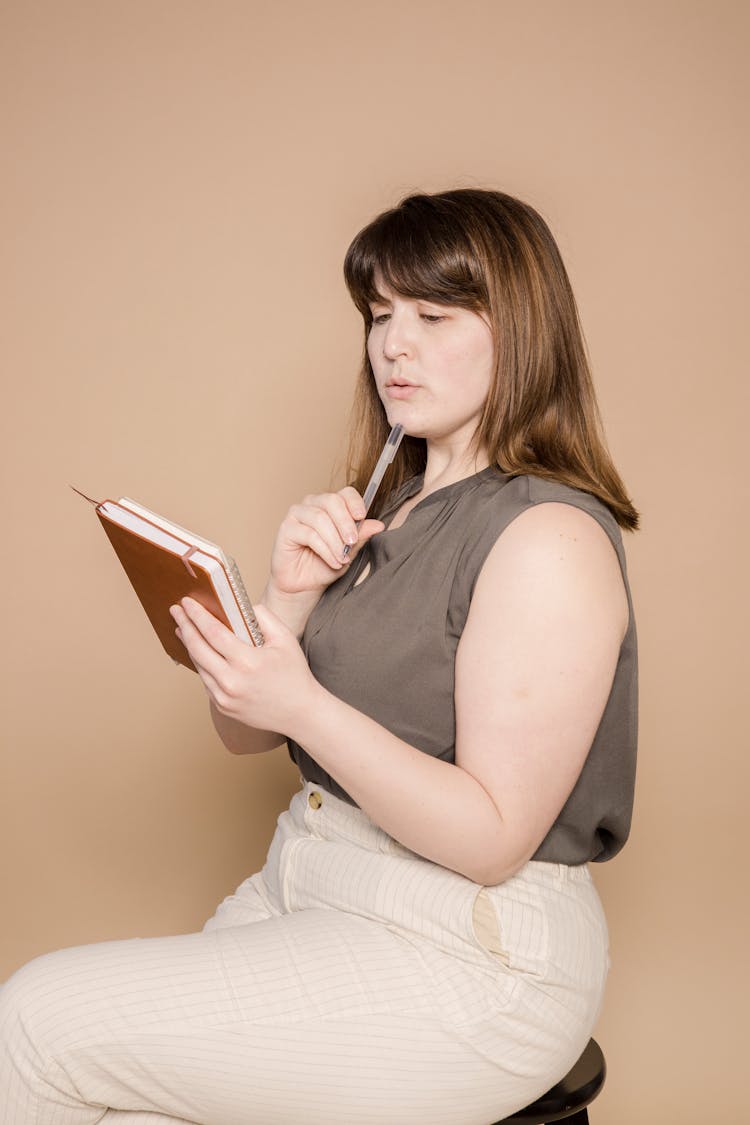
[0,783,609,1124]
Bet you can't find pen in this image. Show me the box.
[342,423,405,558]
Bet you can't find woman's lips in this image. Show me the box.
[385,383,419,399]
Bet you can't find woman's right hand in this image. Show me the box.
[267,486,385,600]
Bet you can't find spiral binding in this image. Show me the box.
[225,555,265,647]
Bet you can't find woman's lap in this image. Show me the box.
[0,789,607,1123]
[0,908,531,1125]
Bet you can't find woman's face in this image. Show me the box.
[367,284,494,453]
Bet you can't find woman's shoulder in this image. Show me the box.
[473,469,622,545]
[459,471,632,643]
[451,470,629,607]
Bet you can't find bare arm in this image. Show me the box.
[174,503,627,883]
[207,702,285,755]
[282,504,628,882]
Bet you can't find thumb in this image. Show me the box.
[359,517,386,541]
[344,518,385,562]
[252,602,293,644]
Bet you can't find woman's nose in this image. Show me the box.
[382,314,413,360]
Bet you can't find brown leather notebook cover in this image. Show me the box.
[73,488,263,671]
[97,512,233,670]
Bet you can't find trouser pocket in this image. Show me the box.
[472,888,510,966]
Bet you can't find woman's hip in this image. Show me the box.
[261,783,609,998]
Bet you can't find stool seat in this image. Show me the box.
[495,1038,606,1124]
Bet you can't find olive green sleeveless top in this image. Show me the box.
[288,467,637,865]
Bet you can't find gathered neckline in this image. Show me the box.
[342,465,506,597]
[381,465,502,529]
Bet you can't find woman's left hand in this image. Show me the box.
[169,597,318,737]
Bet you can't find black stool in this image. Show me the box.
[495,1039,606,1124]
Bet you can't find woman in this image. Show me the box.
[0,189,637,1123]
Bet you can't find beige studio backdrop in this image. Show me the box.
[1,2,747,1122]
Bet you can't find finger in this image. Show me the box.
[293,498,355,551]
[172,604,255,709]
[252,601,294,641]
[340,517,385,562]
[170,601,234,678]
[286,512,348,570]
[175,625,234,707]
[360,517,386,538]
[173,613,253,716]
[338,486,368,521]
[180,638,223,698]
[180,597,251,660]
[300,491,365,550]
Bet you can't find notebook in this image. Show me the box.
[74,488,264,670]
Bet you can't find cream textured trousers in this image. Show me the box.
[0,783,609,1124]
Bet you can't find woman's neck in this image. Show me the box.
[420,442,490,496]
[385,445,490,533]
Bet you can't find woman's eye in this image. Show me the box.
[421,314,446,323]
[371,312,391,325]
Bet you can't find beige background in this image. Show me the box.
[1,1,747,1120]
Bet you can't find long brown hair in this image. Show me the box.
[343,189,638,530]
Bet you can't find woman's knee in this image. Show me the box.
[0,947,79,1050]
